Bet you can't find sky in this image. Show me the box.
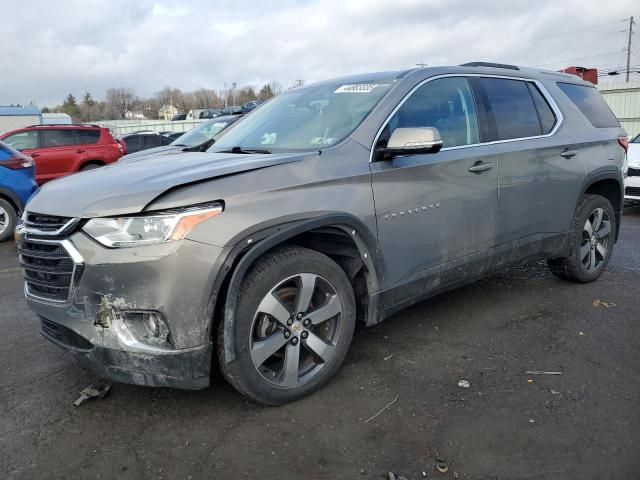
[0,0,638,107]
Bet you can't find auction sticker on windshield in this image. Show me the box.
[334,84,388,94]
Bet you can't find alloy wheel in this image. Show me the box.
[581,207,611,272]
[249,273,343,388]
[0,205,7,236]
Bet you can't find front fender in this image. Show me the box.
[215,213,384,363]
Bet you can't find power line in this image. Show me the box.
[530,50,625,68]
[492,18,627,51]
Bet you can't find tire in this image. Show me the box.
[547,194,616,283]
[218,245,356,405]
[0,198,17,242]
[80,162,102,171]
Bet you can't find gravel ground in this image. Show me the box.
[1,207,639,480]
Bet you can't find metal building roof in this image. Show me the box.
[0,106,42,116]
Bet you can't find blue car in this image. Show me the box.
[0,140,38,241]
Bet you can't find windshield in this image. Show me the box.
[210,77,396,152]
[171,119,234,147]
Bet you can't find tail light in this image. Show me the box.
[116,140,127,155]
[1,154,34,170]
[618,136,629,153]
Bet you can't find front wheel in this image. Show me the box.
[218,245,356,405]
[0,198,17,242]
[547,194,616,283]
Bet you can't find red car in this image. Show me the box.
[0,125,124,184]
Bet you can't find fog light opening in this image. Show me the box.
[123,311,173,347]
[142,312,172,344]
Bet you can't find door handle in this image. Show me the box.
[30,153,40,158]
[76,149,86,154]
[468,162,494,173]
[560,149,578,158]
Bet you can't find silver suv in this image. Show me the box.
[18,63,627,404]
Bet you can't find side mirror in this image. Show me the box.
[378,127,443,160]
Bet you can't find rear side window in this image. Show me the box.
[76,129,101,144]
[143,135,161,148]
[557,83,619,128]
[527,84,557,134]
[124,136,141,153]
[42,129,79,148]
[479,78,542,140]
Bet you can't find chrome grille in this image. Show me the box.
[19,239,81,303]
[626,186,640,197]
[24,212,78,236]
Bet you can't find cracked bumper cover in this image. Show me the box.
[26,232,226,390]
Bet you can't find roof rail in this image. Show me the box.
[25,123,101,128]
[461,62,520,71]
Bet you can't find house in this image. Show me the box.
[124,110,146,120]
[0,105,42,135]
[158,104,179,120]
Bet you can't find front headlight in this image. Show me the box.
[83,204,223,248]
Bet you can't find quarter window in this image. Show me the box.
[76,129,101,144]
[480,78,542,140]
[557,82,619,128]
[386,77,479,148]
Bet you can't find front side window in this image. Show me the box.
[211,76,396,152]
[42,129,79,148]
[3,130,38,150]
[384,77,480,149]
[480,78,543,140]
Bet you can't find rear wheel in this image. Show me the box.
[547,194,616,282]
[0,198,17,242]
[219,246,356,405]
[80,162,103,171]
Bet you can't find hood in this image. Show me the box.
[27,151,307,218]
[119,145,183,162]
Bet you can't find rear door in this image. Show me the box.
[38,129,84,182]
[473,77,584,254]
[371,76,499,305]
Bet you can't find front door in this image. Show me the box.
[370,76,498,306]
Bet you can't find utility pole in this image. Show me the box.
[626,16,635,83]
[416,62,428,68]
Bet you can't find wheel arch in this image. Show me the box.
[0,188,24,215]
[78,159,105,171]
[211,213,384,364]
[581,173,624,241]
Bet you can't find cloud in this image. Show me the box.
[0,0,636,106]
[152,4,190,17]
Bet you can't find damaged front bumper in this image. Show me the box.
[21,231,226,390]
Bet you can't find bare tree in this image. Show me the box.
[106,88,137,119]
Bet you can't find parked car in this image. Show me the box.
[17,64,626,404]
[0,140,38,241]
[120,132,174,155]
[171,114,187,121]
[221,105,244,115]
[0,124,123,184]
[624,133,640,202]
[119,115,242,162]
[241,100,263,113]
[200,109,222,119]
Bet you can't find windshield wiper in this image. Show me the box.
[221,146,271,154]
[182,139,215,152]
